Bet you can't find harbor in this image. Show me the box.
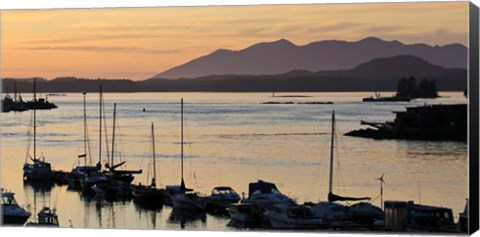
[0,91,467,232]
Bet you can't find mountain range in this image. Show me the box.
[2,55,466,93]
[153,37,467,79]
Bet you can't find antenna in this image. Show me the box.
[417,179,421,204]
[376,173,385,209]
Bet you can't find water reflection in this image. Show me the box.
[22,180,54,223]
[168,208,206,229]
[1,92,468,230]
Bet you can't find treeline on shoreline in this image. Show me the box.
[0,75,466,93]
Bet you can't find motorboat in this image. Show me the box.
[206,186,241,204]
[205,186,241,215]
[1,188,31,225]
[25,207,59,227]
[226,203,264,227]
[240,180,294,210]
[347,202,384,225]
[384,200,457,233]
[264,203,326,229]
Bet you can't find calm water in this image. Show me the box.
[0,92,468,230]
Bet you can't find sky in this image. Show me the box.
[0,2,469,80]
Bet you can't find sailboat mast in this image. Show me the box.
[83,92,87,166]
[14,82,17,101]
[181,98,184,185]
[99,85,102,165]
[328,111,335,194]
[33,78,37,161]
[111,103,117,168]
[151,123,156,187]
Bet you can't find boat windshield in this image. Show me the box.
[1,196,18,205]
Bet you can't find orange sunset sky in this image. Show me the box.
[0,2,469,80]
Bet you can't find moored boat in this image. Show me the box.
[226,203,264,227]
[132,123,167,206]
[23,78,54,182]
[264,203,326,229]
[240,180,294,210]
[1,188,31,225]
[25,207,59,227]
[205,186,241,215]
[168,99,208,211]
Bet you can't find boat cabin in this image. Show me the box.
[384,201,456,232]
[1,189,18,206]
[36,207,59,226]
[248,180,282,197]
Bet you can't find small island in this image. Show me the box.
[363,77,439,102]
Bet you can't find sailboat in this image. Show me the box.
[90,103,142,198]
[23,78,54,181]
[311,111,383,227]
[66,91,101,189]
[103,103,143,183]
[80,86,109,194]
[132,123,167,206]
[169,98,207,211]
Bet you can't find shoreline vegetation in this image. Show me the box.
[1,54,466,93]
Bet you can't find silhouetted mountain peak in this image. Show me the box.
[153,37,467,79]
[359,36,385,43]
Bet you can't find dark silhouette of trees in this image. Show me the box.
[396,76,438,99]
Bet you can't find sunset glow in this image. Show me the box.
[0,2,468,80]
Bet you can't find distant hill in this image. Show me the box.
[153,37,467,79]
[2,55,466,93]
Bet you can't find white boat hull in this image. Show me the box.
[265,210,325,229]
[172,194,206,211]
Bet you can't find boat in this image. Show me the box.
[457,199,468,233]
[132,123,167,206]
[226,203,264,228]
[311,111,383,228]
[66,91,101,189]
[2,83,29,112]
[26,83,57,110]
[23,78,54,181]
[384,200,457,233]
[25,207,59,227]
[205,186,241,215]
[170,98,208,211]
[264,203,326,229]
[88,103,141,197]
[1,188,31,225]
[79,86,110,194]
[240,180,294,210]
[172,190,208,211]
[103,103,142,184]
